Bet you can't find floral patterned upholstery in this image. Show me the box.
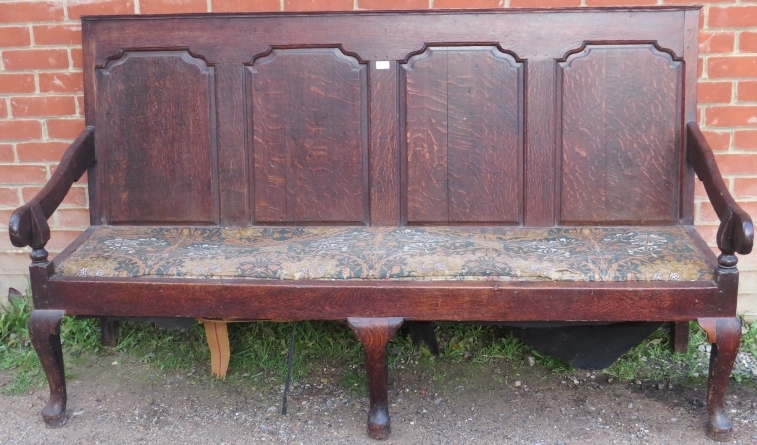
[55,226,713,282]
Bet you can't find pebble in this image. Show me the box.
[525,355,536,367]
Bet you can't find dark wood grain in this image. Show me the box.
[15,9,750,441]
[29,310,67,427]
[671,321,690,354]
[559,44,682,224]
[403,47,522,224]
[525,58,557,226]
[216,64,249,226]
[249,48,368,224]
[403,48,448,223]
[698,317,741,441]
[369,61,400,226]
[46,277,721,321]
[96,51,217,225]
[681,9,700,225]
[348,317,403,439]
[84,10,688,67]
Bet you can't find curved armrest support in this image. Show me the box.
[9,127,95,250]
[687,121,754,257]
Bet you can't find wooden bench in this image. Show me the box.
[8,7,753,441]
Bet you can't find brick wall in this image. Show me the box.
[1,0,756,315]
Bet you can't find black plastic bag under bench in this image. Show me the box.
[506,322,664,370]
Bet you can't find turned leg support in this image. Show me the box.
[29,310,67,427]
[348,317,404,440]
[698,317,741,442]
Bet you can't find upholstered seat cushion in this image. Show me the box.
[55,226,713,282]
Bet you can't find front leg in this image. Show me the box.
[348,317,403,440]
[29,310,67,427]
[698,317,741,441]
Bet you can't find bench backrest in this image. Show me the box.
[82,8,699,228]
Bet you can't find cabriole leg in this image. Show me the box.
[697,317,741,441]
[348,317,404,440]
[29,310,67,427]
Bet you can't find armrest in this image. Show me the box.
[686,121,754,257]
[8,126,95,250]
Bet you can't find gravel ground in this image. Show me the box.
[1,352,756,445]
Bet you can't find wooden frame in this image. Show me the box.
[8,8,753,441]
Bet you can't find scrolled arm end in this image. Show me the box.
[717,208,754,256]
[6,126,94,253]
[687,121,754,260]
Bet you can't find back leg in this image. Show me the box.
[100,318,119,348]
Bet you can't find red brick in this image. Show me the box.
[33,24,82,46]
[357,0,427,9]
[738,81,757,103]
[698,57,703,79]
[694,179,706,199]
[46,230,86,250]
[140,0,208,14]
[71,48,83,70]
[741,32,757,53]
[433,0,503,7]
[2,49,69,70]
[0,187,19,206]
[16,142,69,162]
[67,0,135,19]
[0,100,7,119]
[0,165,47,184]
[664,0,730,4]
[708,57,757,79]
[11,97,76,118]
[698,81,731,104]
[694,224,718,247]
[284,0,354,10]
[0,120,42,141]
[713,153,757,175]
[701,130,731,152]
[698,31,734,54]
[585,0,656,5]
[0,74,35,94]
[76,96,85,116]
[709,6,757,28]
[734,130,757,150]
[0,26,31,47]
[211,0,281,12]
[734,178,757,198]
[0,144,14,162]
[22,186,87,206]
[511,0,580,6]
[38,72,84,94]
[699,202,719,223]
[705,106,757,127]
[46,118,85,140]
[55,209,90,228]
[698,203,757,226]
[0,2,64,23]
